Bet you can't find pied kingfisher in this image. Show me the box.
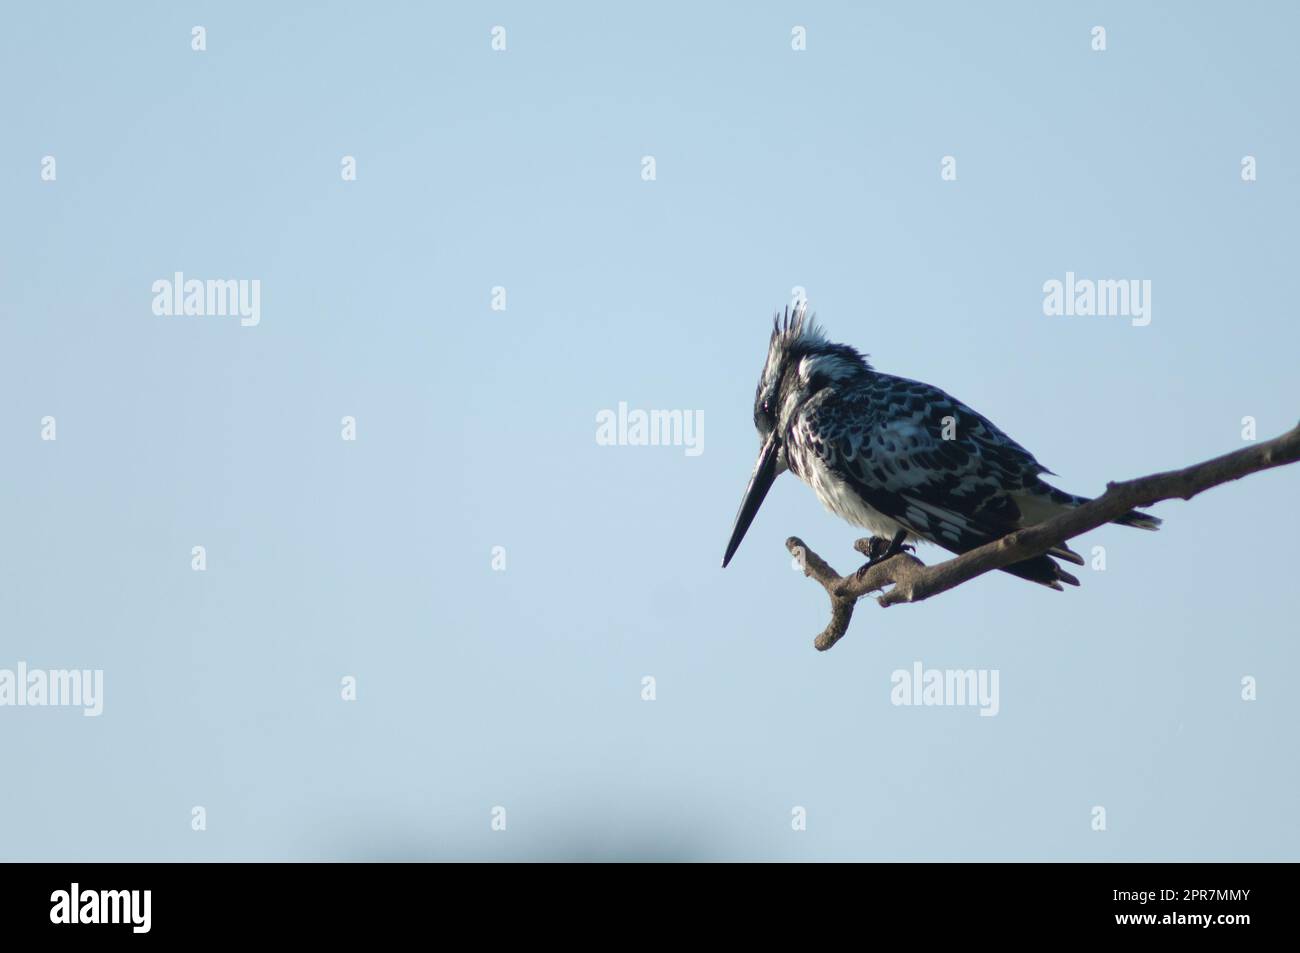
[721,305,1161,589]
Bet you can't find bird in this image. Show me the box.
[721,304,1160,589]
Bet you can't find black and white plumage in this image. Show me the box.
[721,304,1161,589]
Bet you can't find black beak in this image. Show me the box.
[721,434,781,568]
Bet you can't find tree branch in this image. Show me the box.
[787,422,1300,651]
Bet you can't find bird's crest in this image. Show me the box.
[769,301,825,352]
[753,303,871,438]
[761,302,870,393]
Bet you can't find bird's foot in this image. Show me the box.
[854,532,914,580]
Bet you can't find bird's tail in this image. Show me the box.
[1028,484,1163,532]
[1114,508,1162,530]
[1002,553,1081,591]
[999,483,1160,590]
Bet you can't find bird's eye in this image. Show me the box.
[762,399,771,417]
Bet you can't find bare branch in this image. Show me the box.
[788,422,1300,651]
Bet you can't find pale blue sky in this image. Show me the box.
[1,1,1296,860]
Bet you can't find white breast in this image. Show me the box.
[798,452,914,541]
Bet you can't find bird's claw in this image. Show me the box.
[854,533,914,580]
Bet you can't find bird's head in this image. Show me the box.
[722,303,870,568]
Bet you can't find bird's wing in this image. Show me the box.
[792,373,1068,559]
